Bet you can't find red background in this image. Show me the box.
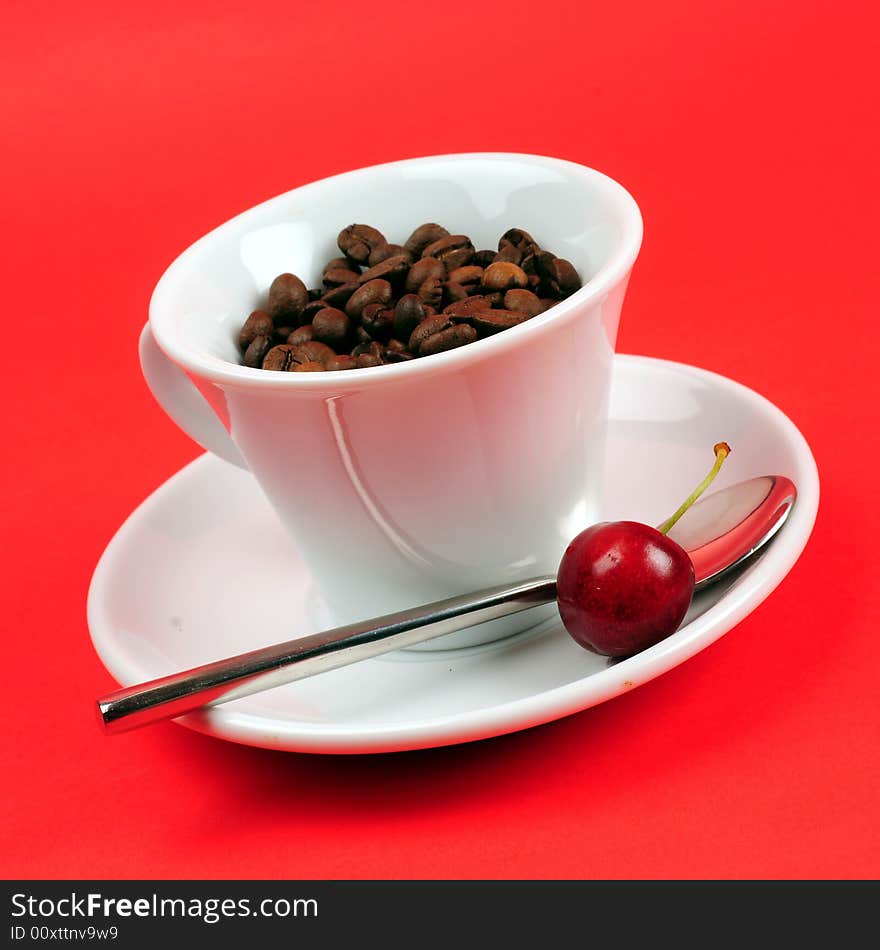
[3,1,878,879]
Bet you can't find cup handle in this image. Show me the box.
[139,323,248,470]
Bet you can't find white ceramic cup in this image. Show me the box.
[142,153,642,649]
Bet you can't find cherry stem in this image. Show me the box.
[658,442,731,536]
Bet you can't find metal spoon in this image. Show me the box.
[97,475,796,735]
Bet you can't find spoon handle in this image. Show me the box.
[97,577,557,735]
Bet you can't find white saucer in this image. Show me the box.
[88,355,819,753]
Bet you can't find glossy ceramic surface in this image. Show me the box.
[143,153,643,647]
[89,355,820,754]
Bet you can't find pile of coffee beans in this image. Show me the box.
[237,223,582,372]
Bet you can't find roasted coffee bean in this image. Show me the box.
[419,324,478,356]
[274,325,294,343]
[361,303,395,341]
[354,325,374,344]
[322,262,362,287]
[383,348,415,363]
[268,273,309,326]
[416,275,444,308]
[358,254,411,285]
[291,341,337,366]
[312,307,352,348]
[321,281,359,308]
[239,309,274,350]
[385,338,407,353]
[549,257,581,297]
[472,310,531,335]
[408,315,452,353]
[351,340,384,360]
[345,279,393,319]
[482,291,505,307]
[308,287,324,301]
[473,249,497,268]
[422,234,474,270]
[494,241,523,265]
[393,294,426,340]
[443,295,492,317]
[293,361,325,372]
[447,265,483,293]
[337,224,386,264]
[403,223,449,258]
[287,325,315,346]
[499,228,539,254]
[405,257,444,294]
[482,261,529,291]
[243,334,272,368]
[443,282,470,305]
[368,242,411,266]
[503,289,546,317]
[534,250,580,297]
[356,353,383,368]
[262,344,298,371]
[325,354,359,371]
[301,299,329,323]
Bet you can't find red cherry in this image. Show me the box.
[556,442,731,657]
[556,522,694,656]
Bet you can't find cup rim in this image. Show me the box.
[149,151,643,390]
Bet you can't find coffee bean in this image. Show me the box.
[312,308,352,348]
[419,324,478,356]
[238,309,273,350]
[447,265,483,293]
[383,348,415,363]
[345,279,393,319]
[293,361,326,372]
[443,282,470,304]
[416,275,444,308]
[273,325,294,343]
[472,310,531,335]
[325,354,359,371]
[287,325,315,345]
[262,344,298,371]
[356,353,383,368]
[368,242,412,266]
[243,334,272,368]
[322,262,362,287]
[403,223,449,258]
[405,257,444,294]
[473,249,497,268]
[292,341,337,366]
[354,325,373,344]
[385,338,407,353]
[358,254,411,285]
[443,295,492,317]
[337,224,386,265]
[408,315,452,353]
[503,289,546,317]
[351,340,384,360]
[361,304,395,341]
[302,299,330,323]
[494,241,523,265]
[421,234,474,270]
[482,261,529,291]
[393,294,426,340]
[499,228,539,254]
[308,287,324,301]
[321,281,359,308]
[268,273,309,326]
[550,257,581,297]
